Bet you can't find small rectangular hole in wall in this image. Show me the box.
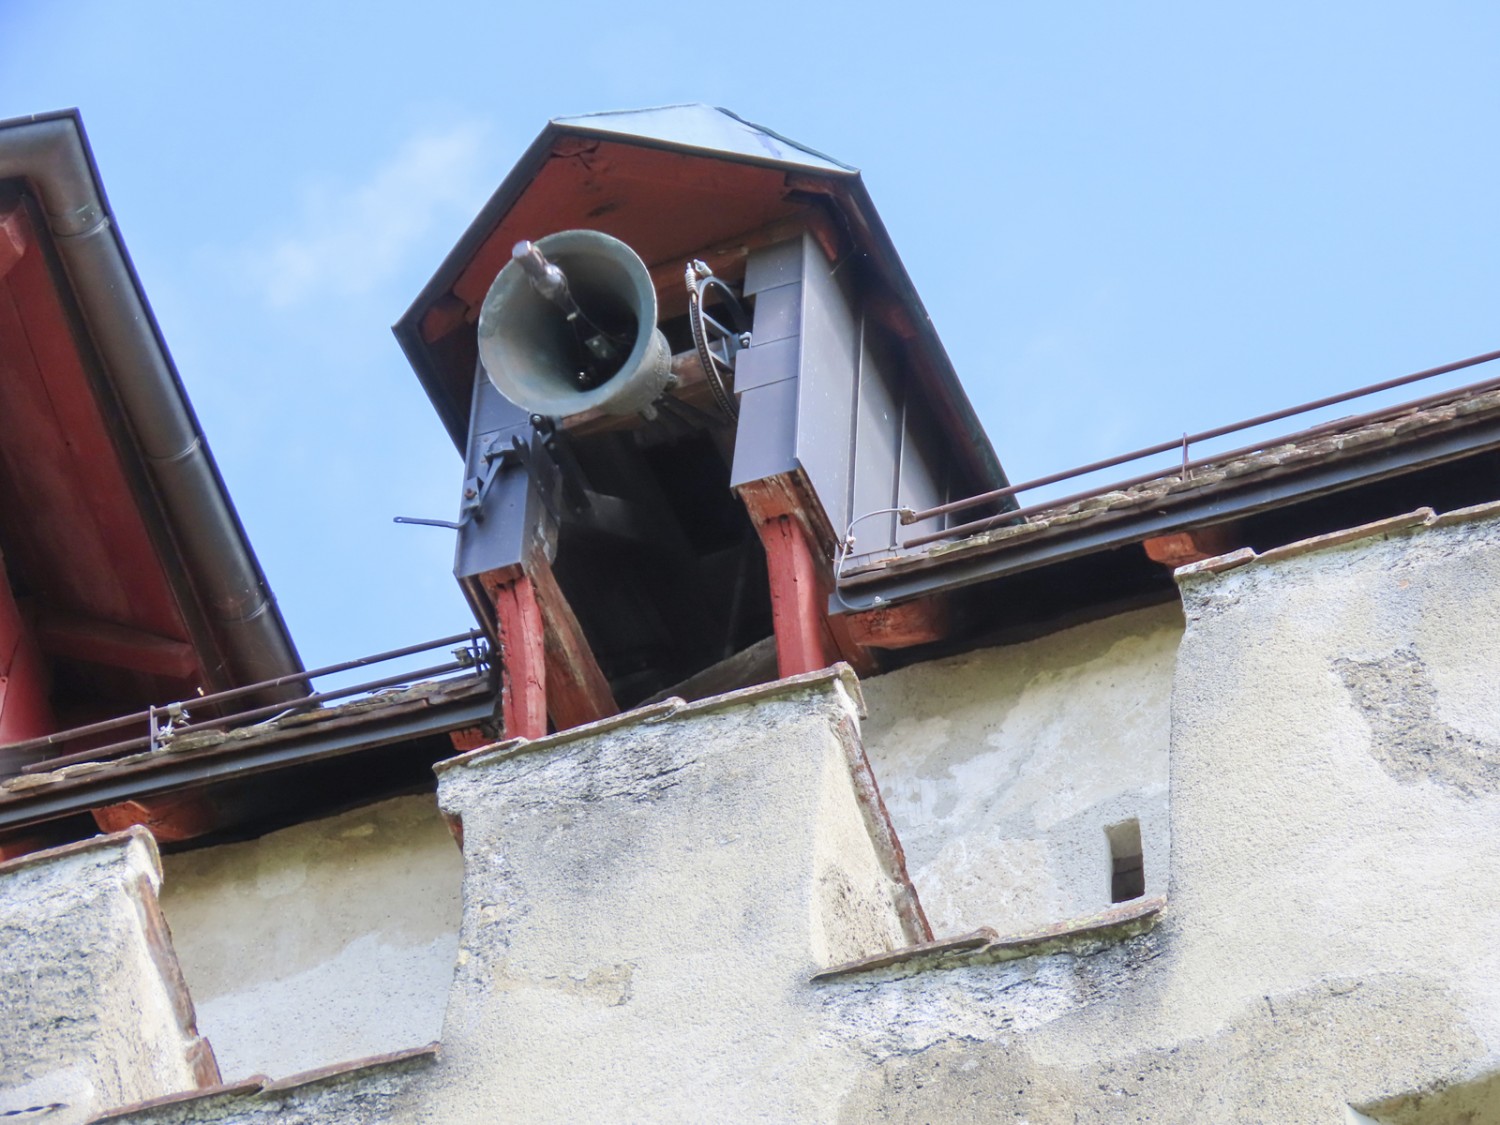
[1106,818,1145,902]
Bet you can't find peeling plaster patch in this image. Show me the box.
[159,795,463,1083]
[1335,646,1500,796]
[837,975,1493,1124]
[490,961,635,1007]
[0,1067,91,1118]
[917,837,1069,935]
[821,929,1167,1060]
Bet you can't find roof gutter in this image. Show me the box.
[0,110,303,692]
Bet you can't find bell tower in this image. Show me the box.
[395,105,1009,741]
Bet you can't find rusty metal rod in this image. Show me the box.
[0,628,485,759]
[22,659,477,774]
[899,365,1500,550]
[902,346,1500,528]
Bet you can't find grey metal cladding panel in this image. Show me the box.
[749,282,802,345]
[730,377,800,488]
[735,333,800,393]
[743,236,806,296]
[850,324,904,553]
[793,236,860,538]
[455,369,536,579]
[896,392,948,545]
[455,447,535,579]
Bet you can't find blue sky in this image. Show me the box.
[3,1,1498,671]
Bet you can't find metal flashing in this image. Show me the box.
[553,104,856,173]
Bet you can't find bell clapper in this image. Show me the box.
[513,240,630,390]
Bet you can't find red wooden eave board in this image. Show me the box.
[0,205,201,702]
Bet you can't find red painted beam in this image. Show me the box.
[1142,524,1240,569]
[527,552,617,730]
[92,794,223,843]
[482,569,548,740]
[448,728,493,753]
[0,549,54,754]
[33,609,197,679]
[0,824,77,861]
[754,514,840,678]
[737,475,877,678]
[0,208,26,281]
[844,595,954,650]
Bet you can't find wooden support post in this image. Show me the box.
[756,513,839,678]
[482,568,548,741]
[479,554,615,740]
[737,476,878,679]
[528,553,617,730]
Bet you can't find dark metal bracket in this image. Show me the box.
[394,415,578,532]
[507,414,594,527]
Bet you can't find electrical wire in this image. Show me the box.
[833,506,915,611]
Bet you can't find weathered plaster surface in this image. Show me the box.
[95,671,917,1123]
[861,602,1180,935]
[90,1048,437,1125]
[831,506,1500,1121]
[158,795,462,1082]
[0,829,214,1125]
[1160,508,1500,1052]
[26,507,1500,1123]
[422,673,912,1123]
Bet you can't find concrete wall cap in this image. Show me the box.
[434,663,864,776]
[813,894,1166,981]
[0,826,158,880]
[258,1042,439,1095]
[86,1079,269,1124]
[1169,503,1500,586]
[84,1046,439,1122]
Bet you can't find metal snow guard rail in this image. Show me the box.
[4,629,490,776]
[895,346,1500,551]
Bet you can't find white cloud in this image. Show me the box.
[250,122,492,309]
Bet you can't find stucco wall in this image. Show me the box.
[0,829,215,1124]
[833,506,1500,1122]
[419,673,915,1124]
[861,602,1181,936]
[157,794,463,1082]
[21,506,1500,1123]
